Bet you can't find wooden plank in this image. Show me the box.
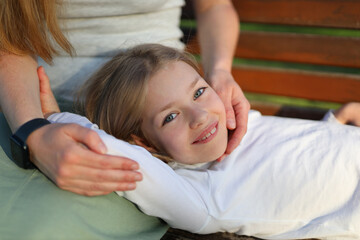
[236,32,360,68]
[186,33,360,68]
[232,66,360,103]
[248,101,282,116]
[232,0,360,29]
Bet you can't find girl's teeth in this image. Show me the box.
[200,127,216,141]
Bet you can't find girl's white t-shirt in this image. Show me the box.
[49,111,360,239]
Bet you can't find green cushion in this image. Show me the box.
[0,113,168,239]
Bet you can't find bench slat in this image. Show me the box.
[181,0,360,120]
[186,33,360,68]
[232,66,360,103]
[236,32,360,68]
[233,0,360,29]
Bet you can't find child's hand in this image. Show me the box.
[333,102,360,126]
[37,66,60,118]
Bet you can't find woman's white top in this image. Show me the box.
[39,0,185,100]
[48,111,360,240]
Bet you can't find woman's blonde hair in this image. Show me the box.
[0,0,73,63]
[78,44,199,162]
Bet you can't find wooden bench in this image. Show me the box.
[162,0,360,239]
[182,0,360,120]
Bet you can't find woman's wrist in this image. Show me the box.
[205,61,232,76]
[205,68,232,85]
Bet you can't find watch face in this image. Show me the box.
[10,135,34,169]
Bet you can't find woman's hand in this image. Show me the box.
[208,69,250,160]
[27,123,142,196]
[29,67,143,196]
[334,102,360,126]
[194,0,249,160]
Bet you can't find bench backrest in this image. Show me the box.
[182,0,360,119]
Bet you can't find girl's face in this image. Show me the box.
[141,61,228,165]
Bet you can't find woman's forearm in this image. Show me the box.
[0,53,43,132]
[194,0,239,79]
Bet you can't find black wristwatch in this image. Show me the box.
[10,118,51,169]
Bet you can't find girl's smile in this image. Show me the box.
[140,60,228,165]
[192,122,218,144]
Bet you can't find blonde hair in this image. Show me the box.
[78,44,199,162]
[0,0,73,63]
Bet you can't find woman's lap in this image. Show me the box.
[0,112,167,239]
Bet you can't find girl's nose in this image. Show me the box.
[189,107,208,129]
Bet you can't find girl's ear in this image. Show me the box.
[130,134,159,153]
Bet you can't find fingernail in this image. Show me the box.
[134,174,142,181]
[38,66,45,74]
[127,183,136,189]
[131,164,139,170]
[227,119,236,129]
[98,143,107,154]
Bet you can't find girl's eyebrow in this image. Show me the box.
[187,76,201,92]
[159,76,202,113]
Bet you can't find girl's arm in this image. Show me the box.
[47,110,210,233]
[194,0,250,158]
[0,53,142,196]
[333,102,360,126]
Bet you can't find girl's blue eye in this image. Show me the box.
[194,87,206,100]
[163,113,177,125]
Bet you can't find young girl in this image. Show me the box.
[40,44,360,239]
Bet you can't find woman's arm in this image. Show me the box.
[194,0,250,157]
[0,54,43,131]
[0,54,142,196]
[0,0,142,196]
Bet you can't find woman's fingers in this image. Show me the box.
[77,150,141,170]
[37,66,52,93]
[50,146,143,194]
[63,124,139,169]
[226,96,250,154]
[61,181,136,196]
[208,69,250,155]
[58,177,139,196]
[63,123,109,154]
[224,95,237,130]
[27,123,142,196]
[55,163,142,183]
[37,66,60,117]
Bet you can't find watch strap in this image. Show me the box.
[13,118,51,143]
[10,118,51,169]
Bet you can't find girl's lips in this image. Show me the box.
[192,122,218,144]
